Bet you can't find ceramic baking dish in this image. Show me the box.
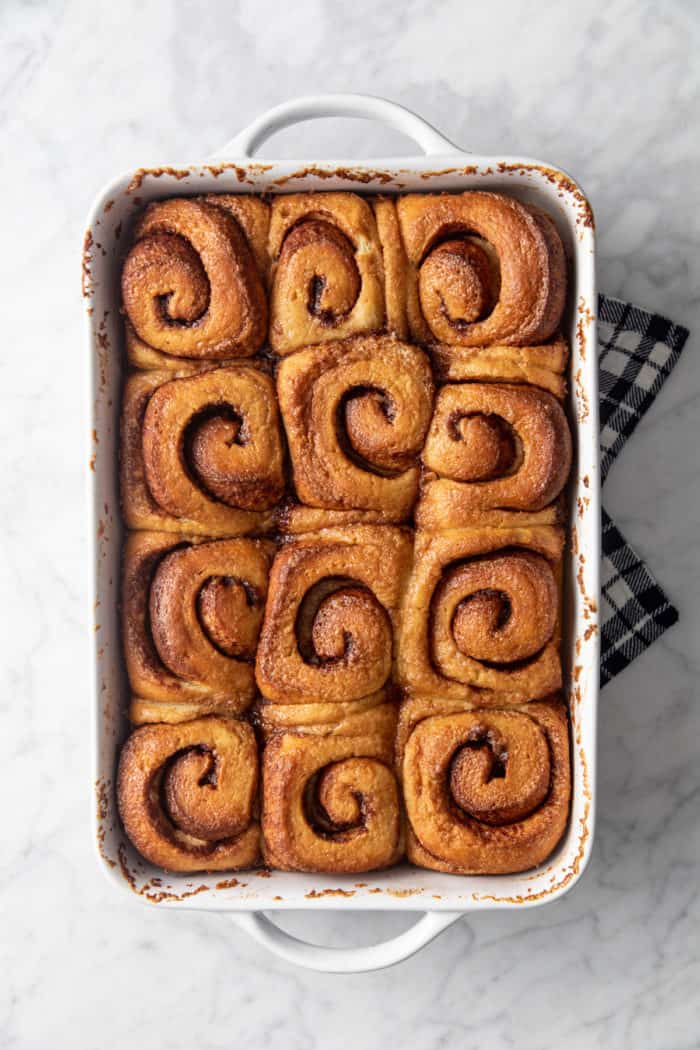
[85,94,599,973]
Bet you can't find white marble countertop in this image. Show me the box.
[3,0,699,1046]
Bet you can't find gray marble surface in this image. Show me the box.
[2,0,699,1046]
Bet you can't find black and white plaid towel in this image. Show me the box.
[598,294,688,685]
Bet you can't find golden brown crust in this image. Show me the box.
[256,689,390,736]
[268,192,388,354]
[203,194,271,282]
[255,525,413,704]
[398,697,570,874]
[431,335,569,398]
[122,197,268,367]
[261,700,403,872]
[397,192,566,347]
[115,189,575,879]
[276,335,434,524]
[416,383,572,528]
[416,487,565,531]
[120,366,283,536]
[123,531,273,720]
[274,501,398,535]
[373,196,409,339]
[117,717,260,872]
[398,526,564,701]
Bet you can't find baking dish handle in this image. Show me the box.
[230,910,461,973]
[211,94,459,159]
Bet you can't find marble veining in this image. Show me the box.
[1,0,699,1047]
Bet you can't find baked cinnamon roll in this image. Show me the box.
[398,696,570,874]
[121,366,284,536]
[117,717,260,871]
[398,526,564,700]
[268,193,393,353]
[276,335,433,524]
[417,383,572,529]
[122,196,268,368]
[123,531,273,723]
[255,525,413,704]
[261,697,402,873]
[396,192,566,348]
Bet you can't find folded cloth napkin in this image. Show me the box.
[598,294,688,685]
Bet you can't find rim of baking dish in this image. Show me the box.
[85,149,598,914]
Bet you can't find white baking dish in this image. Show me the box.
[85,94,599,973]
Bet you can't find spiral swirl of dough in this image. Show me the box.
[256,525,412,704]
[122,197,267,359]
[121,366,285,537]
[398,527,564,700]
[418,383,572,529]
[117,717,260,872]
[268,193,388,354]
[277,336,433,523]
[396,192,566,347]
[123,532,273,722]
[400,700,570,874]
[261,702,401,872]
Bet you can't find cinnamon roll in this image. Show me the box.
[123,531,273,723]
[255,525,413,704]
[398,526,564,700]
[117,717,260,872]
[261,697,402,873]
[268,192,390,354]
[121,366,284,536]
[417,383,572,529]
[396,192,566,347]
[122,196,268,368]
[276,335,433,524]
[398,696,570,874]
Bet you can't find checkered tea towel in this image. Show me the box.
[598,294,688,685]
